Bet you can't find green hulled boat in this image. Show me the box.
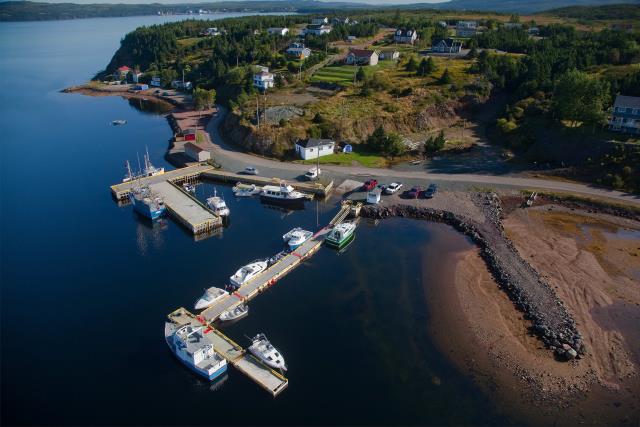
[325,222,357,248]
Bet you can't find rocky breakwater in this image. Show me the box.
[361,196,584,361]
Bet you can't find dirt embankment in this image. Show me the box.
[363,194,640,425]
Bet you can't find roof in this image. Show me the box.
[614,95,640,109]
[395,28,416,37]
[255,71,274,78]
[348,49,377,58]
[117,66,131,71]
[184,142,205,152]
[307,24,330,30]
[434,38,461,47]
[267,27,287,31]
[296,138,335,148]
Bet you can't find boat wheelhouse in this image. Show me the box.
[164,323,228,380]
[325,221,356,248]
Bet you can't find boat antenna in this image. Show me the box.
[136,152,142,176]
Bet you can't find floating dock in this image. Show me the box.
[167,307,288,397]
[167,201,356,396]
[201,169,333,197]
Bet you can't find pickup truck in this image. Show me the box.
[362,179,378,191]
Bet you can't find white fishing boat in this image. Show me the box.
[122,160,136,183]
[112,119,127,126]
[260,182,310,206]
[229,261,268,289]
[206,189,230,217]
[194,287,227,310]
[282,227,313,250]
[165,322,227,381]
[248,333,287,371]
[219,304,249,322]
[142,146,165,177]
[232,182,260,197]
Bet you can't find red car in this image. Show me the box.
[362,179,378,191]
[404,186,423,199]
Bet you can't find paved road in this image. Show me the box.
[206,107,640,206]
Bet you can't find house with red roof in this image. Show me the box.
[113,66,131,81]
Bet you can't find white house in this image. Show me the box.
[295,138,335,160]
[431,38,462,54]
[379,50,400,61]
[267,27,289,36]
[304,24,332,36]
[201,27,221,36]
[393,29,417,44]
[311,17,328,25]
[345,49,379,66]
[131,72,143,83]
[184,142,211,162]
[253,70,274,90]
[456,21,477,37]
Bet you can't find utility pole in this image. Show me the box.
[256,94,260,128]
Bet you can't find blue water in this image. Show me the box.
[0,16,510,425]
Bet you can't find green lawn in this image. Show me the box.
[310,61,397,87]
[299,151,387,168]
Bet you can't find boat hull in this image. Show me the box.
[132,201,165,220]
[325,231,355,249]
[259,195,306,207]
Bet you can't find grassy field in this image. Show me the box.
[310,61,397,87]
[299,150,387,167]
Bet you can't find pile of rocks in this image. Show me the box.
[361,201,584,360]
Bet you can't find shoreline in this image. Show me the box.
[364,197,640,425]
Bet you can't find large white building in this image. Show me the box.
[304,24,332,36]
[253,70,275,90]
[295,138,335,160]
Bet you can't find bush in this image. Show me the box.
[424,130,446,154]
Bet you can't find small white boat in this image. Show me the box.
[183,183,196,193]
[282,227,313,250]
[260,182,310,206]
[232,182,260,197]
[366,188,382,204]
[248,333,287,371]
[194,287,227,310]
[219,304,249,322]
[229,261,268,289]
[206,189,229,217]
[112,119,127,126]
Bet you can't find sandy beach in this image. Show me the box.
[426,202,640,425]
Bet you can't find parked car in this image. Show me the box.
[424,183,438,199]
[404,186,423,199]
[385,182,403,194]
[304,167,321,180]
[244,166,259,175]
[362,179,378,191]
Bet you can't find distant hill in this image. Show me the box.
[0,1,368,22]
[542,3,640,18]
[425,0,640,14]
[1,0,639,21]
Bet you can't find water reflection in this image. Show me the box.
[135,217,168,255]
[126,97,172,115]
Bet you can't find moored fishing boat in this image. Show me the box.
[129,185,166,220]
[164,322,228,381]
[232,182,260,197]
[260,182,310,206]
[325,221,356,248]
[194,287,227,310]
[142,146,164,177]
[248,333,287,371]
[282,228,313,250]
[219,304,249,322]
[229,260,268,289]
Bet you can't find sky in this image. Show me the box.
[27,0,447,5]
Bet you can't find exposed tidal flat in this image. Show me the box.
[2,13,640,427]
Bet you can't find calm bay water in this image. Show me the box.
[0,16,509,425]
